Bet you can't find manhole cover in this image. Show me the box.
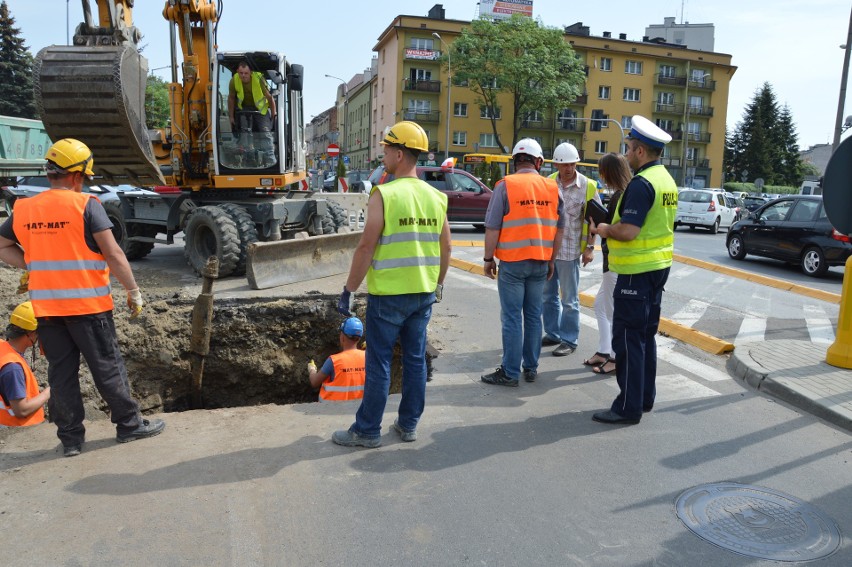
[676,482,841,562]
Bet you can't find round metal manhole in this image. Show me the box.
[676,482,841,562]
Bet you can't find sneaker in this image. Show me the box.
[553,342,576,357]
[116,418,166,444]
[481,367,519,387]
[523,368,537,383]
[63,444,82,458]
[541,335,561,346]
[391,420,417,442]
[332,429,382,448]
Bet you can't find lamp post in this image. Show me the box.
[681,72,711,187]
[432,32,451,160]
[325,74,348,159]
[833,6,852,153]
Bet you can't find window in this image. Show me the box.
[411,68,432,81]
[480,106,501,119]
[454,77,469,87]
[408,99,431,113]
[558,108,577,130]
[410,38,434,50]
[625,60,643,74]
[450,173,483,193]
[623,88,640,102]
[691,69,709,84]
[454,102,468,117]
[621,116,633,130]
[687,121,700,139]
[479,133,498,147]
[686,147,697,161]
[789,200,820,222]
[598,85,611,100]
[595,141,607,154]
[688,94,703,112]
[483,77,498,89]
[452,131,466,145]
[525,110,543,122]
[655,119,674,131]
[658,92,674,105]
[660,65,676,78]
[600,57,612,71]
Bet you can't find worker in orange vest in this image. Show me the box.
[308,317,366,401]
[0,301,50,427]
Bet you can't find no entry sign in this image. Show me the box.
[327,144,340,157]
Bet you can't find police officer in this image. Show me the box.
[589,116,678,425]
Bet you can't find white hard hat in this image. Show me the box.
[511,138,543,159]
[552,142,580,164]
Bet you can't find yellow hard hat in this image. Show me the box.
[9,301,37,331]
[380,121,429,152]
[44,138,95,175]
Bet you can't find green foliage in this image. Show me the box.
[0,1,37,119]
[451,14,585,149]
[334,158,347,192]
[145,75,170,129]
[722,182,798,195]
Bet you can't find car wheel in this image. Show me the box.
[709,217,720,234]
[801,246,829,277]
[688,225,696,231]
[673,221,680,230]
[727,234,746,260]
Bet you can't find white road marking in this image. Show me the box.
[804,304,835,345]
[736,318,767,344]
[670,298,710,328]
[603,373,721,402]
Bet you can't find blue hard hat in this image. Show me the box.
[339,317,363,338]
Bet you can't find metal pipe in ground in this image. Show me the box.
[189,256,218,408]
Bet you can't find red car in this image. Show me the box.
[366,165,492,230]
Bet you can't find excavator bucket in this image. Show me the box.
[246,231,363,290]
[34,45,165,186]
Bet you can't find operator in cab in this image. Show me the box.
[228,60,277,163]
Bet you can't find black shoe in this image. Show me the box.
[116,418,166,444]
[63,444,82,458]
[523,368,537,383]
[553,342,576,356]
[481,367,519,387]
[592,410,640,425]
[643,406,653,413]
[541,336,561,346]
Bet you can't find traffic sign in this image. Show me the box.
[327,144,340,157]
[343,156,350,164]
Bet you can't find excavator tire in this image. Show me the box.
[102,201,155,260]
[218,203,259,276]
[34,45,165,186]
[321,200,349,234]
[184,206,241,278]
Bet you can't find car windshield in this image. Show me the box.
[679,190,711,203]
[744,197,765,205]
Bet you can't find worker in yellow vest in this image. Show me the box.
[228,60,277,164]
[308,317,366,402]
[589,115,678,425]
[0,302,50,427]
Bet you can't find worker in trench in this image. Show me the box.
[307,317,366,402]
[0,301,50,427]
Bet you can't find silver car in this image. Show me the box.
[675,189,736,234]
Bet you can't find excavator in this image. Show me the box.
[33,0,358,287]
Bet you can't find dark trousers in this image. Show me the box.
[39,312,141,447]
[610,267,670,419]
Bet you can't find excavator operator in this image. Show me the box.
[228,60,277,164]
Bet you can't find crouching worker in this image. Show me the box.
[0,301,50,427]
[307,317,366,401]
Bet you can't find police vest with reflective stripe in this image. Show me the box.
[367,177,447,295]
[320,349,366,402]
[549,171,598,249]
[495,174,559,262]
[233,72,270,115]
[607,164,678,275]
[0,341,45,427]
[13,190,114,317]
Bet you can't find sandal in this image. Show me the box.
[583,352,610,366]
[592,359,616,375]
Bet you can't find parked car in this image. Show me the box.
[1,176,158,215]
[724,193,748,222]
[726,195,852,277]
[322,174,336,191]
[675,189,736,233]
[346,169,372,193]
[367,164,492,229]
[742,195,769,213]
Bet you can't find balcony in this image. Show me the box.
[570,94,588,105]
[655,74,717,91]
[520,119,554,130]
[555,120,586,132]
[402,110,440,123]
[656,74,686,87]
[687,105,714,117]
[688,78,716,91]
[402,78,441,93]
[670,131,711,144]
[655,102,684,115]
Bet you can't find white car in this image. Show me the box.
[675,189,736,234]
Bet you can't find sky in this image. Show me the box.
[7,0,852,149]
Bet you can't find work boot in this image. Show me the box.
[541,335,561,346]
[481,367,519,387]
[523,368,537,383]
[63,444,82,458]
[553,342,576,356]
[391,419,417,442]
[116,418,166,444]
[332,429,381,448]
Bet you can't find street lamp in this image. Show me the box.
[432,32,451,160]
[682,72,711,187]
[325,74,348,158]
[833,7,852,153]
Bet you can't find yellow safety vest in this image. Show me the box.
[233,72,270,115]
[366,177,447,295]
[607,164,677,275]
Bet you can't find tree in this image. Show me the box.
[0,1,37,118]
[145,75,170,129]
[450,14,585,150]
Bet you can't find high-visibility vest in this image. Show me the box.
[319,349,366,401]
[607,164,678,275]
[495,174,559,262]
[233,72,270,115]
[549,171,598,249]
[13,190,114,317]
[366,177,447,295]
[0,341,44,427]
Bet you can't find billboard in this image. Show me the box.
[479,0,533,20]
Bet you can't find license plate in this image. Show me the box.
[681,216,698,221]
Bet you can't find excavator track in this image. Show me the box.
[34,45,165,186]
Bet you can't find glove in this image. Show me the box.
[435,283,443,303]
[338,285,353,315]
[126,288,144,319]
[16,272,28,294]
[307,359,317,374]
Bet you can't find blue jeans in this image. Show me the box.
[498,260,548,379]
[351,292,434,438]
[542,258,581,347]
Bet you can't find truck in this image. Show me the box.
[0,115,51,186]
[32,0,354,287]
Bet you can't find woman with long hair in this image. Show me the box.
[583,153,633,375]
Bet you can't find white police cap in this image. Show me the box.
[627,115,672,148]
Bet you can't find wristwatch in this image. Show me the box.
[586,244,595,250]
[483,257,494,262]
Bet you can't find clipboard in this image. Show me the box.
[585,199,608,225]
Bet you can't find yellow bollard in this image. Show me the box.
[826,256,852,368]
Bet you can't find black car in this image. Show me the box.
[726,195,852,277]
[742,195,768,213]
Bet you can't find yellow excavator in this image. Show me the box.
[33,0,357,287]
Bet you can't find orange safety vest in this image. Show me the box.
[0,341,45,427]
[320,349,366,402]
[495,174,559,262]
[13,190,114,317]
